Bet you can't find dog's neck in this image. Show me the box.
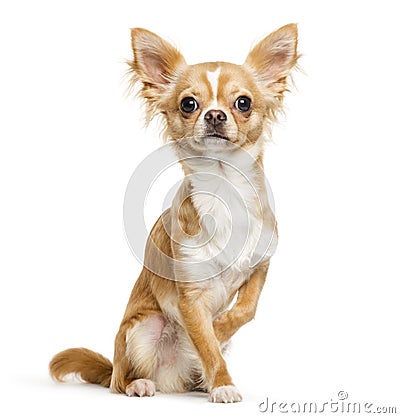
[174,136,266,180]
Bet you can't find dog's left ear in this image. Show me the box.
[245,24,299,96]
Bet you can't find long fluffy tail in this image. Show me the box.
[49,348,113,388]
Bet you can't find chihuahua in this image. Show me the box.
[49,24,299,403]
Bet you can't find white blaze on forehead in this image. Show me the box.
[206,67,221,108]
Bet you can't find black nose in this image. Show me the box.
[204,109,227,126]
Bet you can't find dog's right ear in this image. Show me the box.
[129,29,186,121]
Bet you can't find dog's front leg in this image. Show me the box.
[178,289,242,403]
[213,263,269,344]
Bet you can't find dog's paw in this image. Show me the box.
[209,385,242,403]
[126,379,156,397]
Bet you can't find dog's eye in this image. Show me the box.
[235,96,252,112]
[180,97,199,113]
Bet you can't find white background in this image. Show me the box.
[1,1,399,417]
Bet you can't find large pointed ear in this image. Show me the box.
[129,29,186,120]
[245,24,299,97]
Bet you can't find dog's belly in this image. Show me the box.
[125,313,205,393]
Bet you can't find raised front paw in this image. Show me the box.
[213,312,232,343]
[209,385,242,403]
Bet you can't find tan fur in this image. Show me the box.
[49,24,299,403]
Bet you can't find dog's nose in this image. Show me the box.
[204,109,227,126]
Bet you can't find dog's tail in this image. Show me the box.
[49,348,113,388]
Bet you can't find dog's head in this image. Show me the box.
[129,25,298,152]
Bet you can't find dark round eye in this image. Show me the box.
[180,97,198,113]
[235,96,252,112]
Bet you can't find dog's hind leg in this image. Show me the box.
[110,313,166,396]
[109,322,133,394]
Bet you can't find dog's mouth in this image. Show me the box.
[204,133,230,142]
[187,132,233,149]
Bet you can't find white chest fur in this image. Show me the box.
[189,162,262,270]
[176,150,277,312]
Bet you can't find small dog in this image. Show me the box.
[50,24,299,403]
